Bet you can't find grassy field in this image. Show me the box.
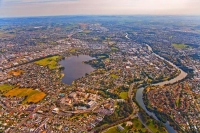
[0,84,14,92]
[104,125,128,133]
[8,69,24,76]
[69,48,78,53]
[146,119,167,133]
[131,118,147,132]
[104,126,120,133]
[119,92,128,99]
[175,97,180,107]
[110,74,119,79]
[0,32,15,38]
[98,56,107,59]
[172,44,189,49]
[35,55,61,69]
[4,88,46,104]
[105,118,148,133]
[111,47,119,51]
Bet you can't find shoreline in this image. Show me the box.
[136,44,187,133]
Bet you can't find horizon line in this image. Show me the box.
[1,14,200,19]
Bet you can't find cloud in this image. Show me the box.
[2,0,77,5]
[0,0,200,17]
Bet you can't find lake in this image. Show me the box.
[59,55,95,85]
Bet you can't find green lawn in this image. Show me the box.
[0,84,14,92]
[119,92,128,99]
[35,55,61,69]
[110,74,119,79]
[0,32,15,38]
[172,44,189,49]
[104,118,166,133]
[175,98,180,107]
[111,47,119,51]
[4,88,46,104]
[146,119,167,133]
[104,125,127,133]
[131,118,147,132]
[104,127,119,133]
[98,56,107,59]
[105,118,148,133]
[69,48,77,53]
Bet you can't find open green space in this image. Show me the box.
[69,48,78,53]
[119,91,128,99]
[104,126,119,133]
[175,98,180,107]
[0,84,14,92]
[4,88,46,104]
[139,109,167,133]
[104,126,128,133]
[110,74,119,79]
[172,44,189,49]
[131,118,147,132]
[34,55,61,69]
[0,32,15,38]
[105,118,148,133]
[98,56,107,59]
[111,47,119,51]
[146,119,167,133]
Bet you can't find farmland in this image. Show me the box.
[4,88,46,104]
[0,84,14,92]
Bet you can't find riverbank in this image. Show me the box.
[143,87,183,132]
[136,45,187,133]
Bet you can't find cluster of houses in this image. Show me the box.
[146,81,199,132]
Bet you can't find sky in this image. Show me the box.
[0,0,200,17]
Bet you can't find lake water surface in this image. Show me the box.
[59,55,95,85]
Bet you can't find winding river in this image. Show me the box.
[136,44,187,133]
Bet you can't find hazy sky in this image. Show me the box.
[0,0,200,17]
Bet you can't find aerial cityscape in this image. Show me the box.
[0,0,200,133]
[0,16,199,133]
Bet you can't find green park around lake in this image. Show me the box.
[34,55,61,69]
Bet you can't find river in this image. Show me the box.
[59,55,95,85]
[125,33,130,40]
[136,44,187,133]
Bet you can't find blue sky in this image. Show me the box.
[0,0,200,17]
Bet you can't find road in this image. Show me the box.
[91,82,138,133]
[11,102,48,132]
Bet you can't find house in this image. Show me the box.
[78,106,87,110]
[87,101,96,108]
[69,92,77,98]
[117,125,124,131]
[52,108,59,114]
